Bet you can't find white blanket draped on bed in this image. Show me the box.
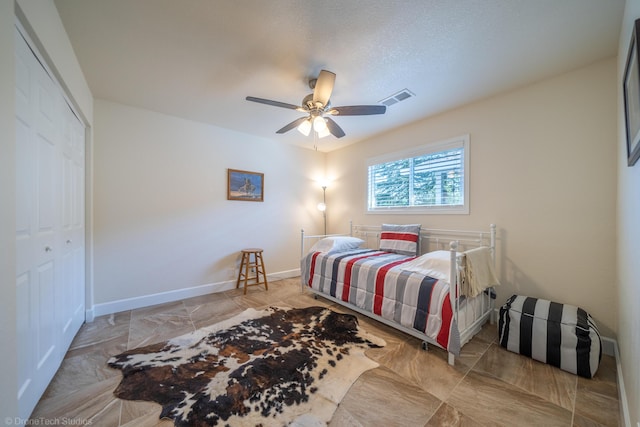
[463,246,500,297]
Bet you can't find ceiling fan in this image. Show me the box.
[246,70,386,139]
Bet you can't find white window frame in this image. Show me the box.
[366,135,470,215]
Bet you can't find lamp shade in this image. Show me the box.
[297,118,312,136]
[317,202,327,212]
[317,126,330,138]
[313,115,327,132]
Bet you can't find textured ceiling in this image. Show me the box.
[54,0,624,152]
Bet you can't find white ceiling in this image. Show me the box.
[54,0,624,152]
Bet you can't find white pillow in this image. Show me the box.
[400,250,459,282]
[308,236,364,253]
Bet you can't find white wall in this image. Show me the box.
[93,99,325,309]
[0,0,18,419]
[327,58,618,337]
[618,2,640,426]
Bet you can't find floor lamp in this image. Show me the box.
[317,185,327,235]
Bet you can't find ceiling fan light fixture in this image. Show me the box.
[313,115,327,132]
[297,118,312,136]
[246,69,385,140]
[317,126,331,138]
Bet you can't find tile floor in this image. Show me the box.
[31,278,620,426]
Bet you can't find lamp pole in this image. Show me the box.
[321,185,327,235]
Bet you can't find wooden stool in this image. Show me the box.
[236,248,268,295]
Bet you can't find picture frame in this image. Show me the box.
[227,169,264,202]
[623,19,640,167]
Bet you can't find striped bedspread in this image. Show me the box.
[301,248,461,355]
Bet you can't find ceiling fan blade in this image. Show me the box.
[246,96,302,111]
[312,70,336,106]
[328,105,386,116]
[276,117,308,134]
[325,117,346,138]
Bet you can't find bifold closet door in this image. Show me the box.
[59,101,86,352]
[14,26,86,419]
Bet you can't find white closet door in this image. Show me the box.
[15,25,86,419]
[59,103,86,350]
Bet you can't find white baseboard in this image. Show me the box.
[600,336,616,357]
[606,337,632,427]
[87,268,301,319]
[263,269,300,282]
[91,280,236,318]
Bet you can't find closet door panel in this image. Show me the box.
[15,272,33,403]
[18,32,61,415]
[70,116,85,328]
[15,118,33,276]
[59,105,85,346]
[36,134,57,235]
[33,110,58,371]
[14,25,86,419]
[15,31,36,408]
[36,261,56,368]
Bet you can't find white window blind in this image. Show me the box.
[367,135,469,214]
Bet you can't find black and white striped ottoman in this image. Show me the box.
[498,295,601,378]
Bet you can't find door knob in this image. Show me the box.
[44,246,52,252]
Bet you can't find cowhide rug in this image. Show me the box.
[108,306,385,426]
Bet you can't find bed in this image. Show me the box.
[300,223,498,365]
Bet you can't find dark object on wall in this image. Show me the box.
[623,18,640,166]
[227,169,264,202]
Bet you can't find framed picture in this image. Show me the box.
[227,169,264,202]
[623,19,640,167]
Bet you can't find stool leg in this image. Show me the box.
[236,252,245,289]
[243,253,251,295]
[258,252,268,291]
[250,252,258,285]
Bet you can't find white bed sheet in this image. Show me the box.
[457,294,488,330]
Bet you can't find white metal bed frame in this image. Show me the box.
[300,223,497,365]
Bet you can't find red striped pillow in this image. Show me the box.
[379,224,421,256]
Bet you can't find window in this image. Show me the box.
[367,135,469,214]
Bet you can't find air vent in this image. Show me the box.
[379,89,415,107]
